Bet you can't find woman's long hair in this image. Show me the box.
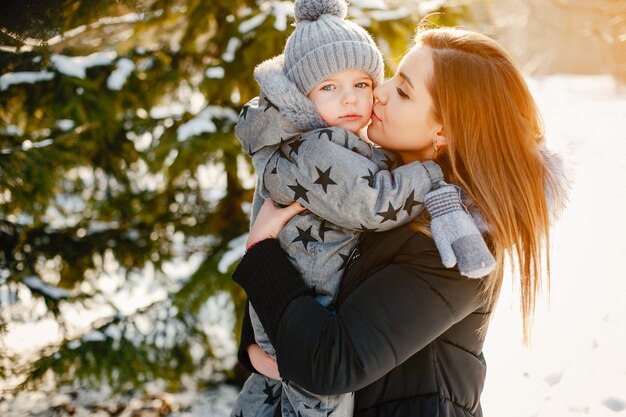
[417,28,553,342]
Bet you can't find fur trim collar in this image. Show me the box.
[253,54,326,132]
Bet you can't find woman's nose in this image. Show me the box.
[373,85,387,104]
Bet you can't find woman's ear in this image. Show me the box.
[434,128,447,148]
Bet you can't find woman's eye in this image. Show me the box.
[355,82,370,89]
[321,84,335,91]
[396,86,409,98]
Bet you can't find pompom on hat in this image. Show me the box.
[283,0,384,95]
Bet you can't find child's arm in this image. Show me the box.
[263,127,496,278]
[263,127,441,232]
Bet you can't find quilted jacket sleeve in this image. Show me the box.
[232,235,485,395]
[263,126,442,231]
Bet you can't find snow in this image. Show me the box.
[67,340,81,350]
[21,138,54,151]
[46,13,144,46]
[2,317,61,357]
[217,234,248,273]
[177,117,216,141]
[126,131,153,151]
[107,57,135,90]
[480,75,626,417]
[0,71,55,91]
[239,13,267,33]
[176,106,238,141]
[203,105,239,123]
[368,8,410,21]
[82,330,107,342]
[263,2,294,31]
[237,153,256,189]
[197,162,228,202]
[222,38,242,63]
[197,292,238,364]
[56,119,75,131]
[21,276,70,300]
[4,125,24,136]
[205,66,225,79]
[150,102,186,119]
[417,0,447,15]
[50,51,117,79]
[350,0,386,8]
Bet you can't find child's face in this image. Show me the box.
[308,69,374,134]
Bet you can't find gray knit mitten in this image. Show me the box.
[424,185,496,278]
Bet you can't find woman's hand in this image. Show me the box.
[246,200,306,248]
[248,343,280,380]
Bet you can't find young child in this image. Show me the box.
[232,1,495,416]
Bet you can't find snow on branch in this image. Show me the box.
[21,276,70,300]
[50,51,117,79]
[176,106,239,142]
[0,71,55,91]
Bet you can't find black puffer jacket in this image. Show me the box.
[234,225,491,417]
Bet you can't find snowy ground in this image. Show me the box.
[2,74,625,416]
[481,75,626,417]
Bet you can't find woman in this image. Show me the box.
[232,27,567,417]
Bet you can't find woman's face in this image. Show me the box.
[367,45,444,164]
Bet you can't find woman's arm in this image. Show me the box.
[233,233,484,395]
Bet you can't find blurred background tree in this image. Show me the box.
[0,0,477,395]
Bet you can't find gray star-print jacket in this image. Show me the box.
[236,54,447,356]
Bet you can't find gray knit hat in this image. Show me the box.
[283,0,384,95]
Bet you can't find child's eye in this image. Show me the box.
[321,84,335,91]
[355,82,371,89]
[396,86,409,98]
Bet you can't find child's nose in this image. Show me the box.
[343,91,357,104]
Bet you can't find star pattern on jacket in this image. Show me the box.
[302,402,333,417]
[403,190,421,215]
[288,136,305,156]
[381,152,394,168]
[304,401,322,410]
[342,130,350,147]
[310,285,319,298]
[263,97,279,112]
[292,225,318,250]
[288,180,310,203]
[233,411,243,417]
[262,380,280,405]
[318,129,333,141]
[361,169,375,188]
[313,166,337,193]
[377,202,401,223]
[337,252,351,271]
[246,142,256,156]
[278,136,291,158]
[359,224,378,232]
[240,104,250,120]
[270,158,278,174]
[318,219,335,241]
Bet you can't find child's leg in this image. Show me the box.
[230,373,281,417]
[282,380,354,417]
[250,303,276,357]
